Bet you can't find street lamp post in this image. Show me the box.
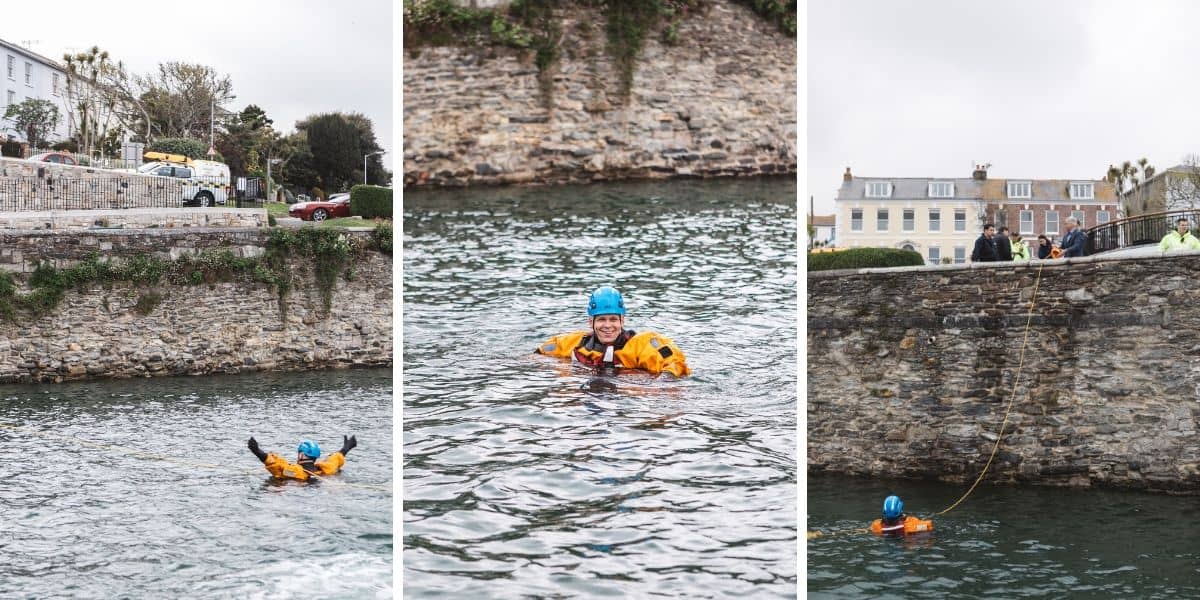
[364,150,384,186]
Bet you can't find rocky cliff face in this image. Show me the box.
[403,1,796,187]
[0,229,392,383]
[808,255,1200,494]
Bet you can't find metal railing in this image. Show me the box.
[0,176,186,210]
[1085,209,1200,254]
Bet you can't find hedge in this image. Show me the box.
[350,185,393,219]
[147,137,215,161]
[807,248,925,271]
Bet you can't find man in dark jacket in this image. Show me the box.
[995,226,1013,261]
[971,223,998,262]
[1061,217,1087,257]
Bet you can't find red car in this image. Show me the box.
[288,193,351,221]
[27,152,78,165]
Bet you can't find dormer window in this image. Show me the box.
[866,181,892,197]
[1070,182,1094,200]
[1007,181,1031,198]
[928,182,954,198]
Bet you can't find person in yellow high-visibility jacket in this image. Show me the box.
[1160,217,1200,253]
[247,435,357,481]
[535,286,691,377]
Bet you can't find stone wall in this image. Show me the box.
[403,0,796,187]
[0,157,221,210]
[0,208,266,233]
[0,229,392,383]
[807,253,1200,494]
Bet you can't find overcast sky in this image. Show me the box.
[3,0,393,169]
[807,0,1200,215]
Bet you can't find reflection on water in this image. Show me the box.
[808,475,1200,598]
[0,370,393,599]
[404,178,797,598]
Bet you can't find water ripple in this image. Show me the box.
[405,178,797,598]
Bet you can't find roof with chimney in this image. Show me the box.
[836,165,1115,203]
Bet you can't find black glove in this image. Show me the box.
[248,436,268,463]
[339,434,358,456]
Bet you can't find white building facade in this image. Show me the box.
[1,37,70,145]
[834,167,988,265]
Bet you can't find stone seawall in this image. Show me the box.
[403,0,796,187]
[0,229,392,383]
[807,253,1200,494]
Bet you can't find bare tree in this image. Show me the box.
[1163,154,1200,211]
[137,62,235,140]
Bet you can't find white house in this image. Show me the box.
[1,37,71,145]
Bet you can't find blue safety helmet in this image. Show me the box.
[297,440,321,459]
[587,286,626,317]
[882,495,903,519]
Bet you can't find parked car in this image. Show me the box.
[27,152,78,166]
[288,194,352,221]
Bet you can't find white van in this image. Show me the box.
[137,154,231,207]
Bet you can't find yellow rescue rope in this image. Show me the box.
[0,422,391,492]
[808,263,1046,540]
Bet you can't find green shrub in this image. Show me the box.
[147,137,216,161]
[371,222,393,254]
[268,215,277,227]
[807,248,925,272]
[350,185,393,219]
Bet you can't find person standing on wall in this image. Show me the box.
[995,226,1013,261]
[1159,217,1200,253]
[1060,217,1087,258]
[1009,230,1030,262]
[971,223,998,263]
[1035,235,1054,259]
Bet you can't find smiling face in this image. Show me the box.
[589,314,625,344]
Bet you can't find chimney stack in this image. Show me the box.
[843,167,852,182]
[972,163,990,180]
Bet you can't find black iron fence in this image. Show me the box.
[0,175,237,211]
[1086,209,1200,254]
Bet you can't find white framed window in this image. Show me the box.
[24,62,32,86]
[954,246,966,264]
[876,209,889,231]
[1071,210,1085,228]
[6,55,13,80]
[928,209,940,232]
[1097,210,1110,224]
[851,209,863,231]
[1070,182,1094,200]
[928,182,954,198]
[903,209,914,231]
[1007,181,1032,198]
[1019,210,1034,235]
[52,73,60,96]
[954,209,966,232]
[6,90,13,106]
[1046,211,1059,234]
[866,181,892,197]
[928,247,940,264]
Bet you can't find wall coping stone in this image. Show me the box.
[808,249,1200,279]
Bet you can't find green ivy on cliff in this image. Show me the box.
[0,229,380,323]
[402,0,795,105]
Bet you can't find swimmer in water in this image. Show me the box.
[869,495,934,536]
[535,286,691,377]
[247,435,357,481]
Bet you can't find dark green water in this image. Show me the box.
[404,178,797,598]
[0,370,393,599]
[807,474,1200,598]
